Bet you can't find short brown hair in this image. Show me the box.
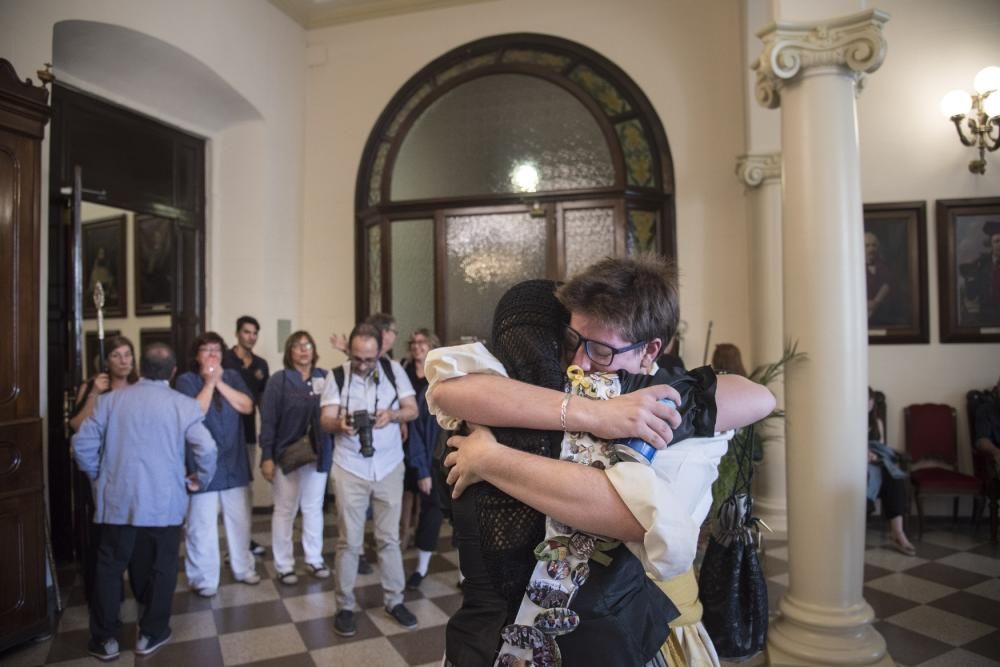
[282,330,319,369]
[364,313,397,335]
[556,254,679,345]
[407,328,441,350]
[96,335,139,384]
[349,323,382,354]
[189,331,227,372]
[711,343,747,377]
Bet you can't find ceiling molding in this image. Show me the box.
[269,0,496,29]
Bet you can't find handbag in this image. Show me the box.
[276,372,319,474]
[277,433,317,474]
[698,425,768,661]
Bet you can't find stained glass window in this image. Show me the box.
[367,224,382,313]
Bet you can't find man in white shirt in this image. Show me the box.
[320,323,419,636]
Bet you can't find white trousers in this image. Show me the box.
[185,486,255,590]
[271,462,328,574]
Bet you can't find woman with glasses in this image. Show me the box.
[260,331,333,584]
[176,332,259,597]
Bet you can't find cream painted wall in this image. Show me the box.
[1,0,305,508]
[861,0,1000,479]
[300,0,752,369]
[0,0,305,384]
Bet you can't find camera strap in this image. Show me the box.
[332,358,399,412]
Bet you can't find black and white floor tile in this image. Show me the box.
[1,514,997,666]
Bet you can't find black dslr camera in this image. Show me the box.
[349,410,375,457]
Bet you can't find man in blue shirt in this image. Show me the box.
[73,343,217,661]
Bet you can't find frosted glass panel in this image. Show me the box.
[564,207,615,278]
[390,219,435,359]
[392,74,614,201]
[445,212,546,343]
[368,225,382,313]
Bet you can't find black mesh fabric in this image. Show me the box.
[478,279,567,613]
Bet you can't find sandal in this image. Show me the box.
[277,570,299,585]
[889,536,917,557]
[307,562,331,579]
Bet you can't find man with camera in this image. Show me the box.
[320,323,419,636]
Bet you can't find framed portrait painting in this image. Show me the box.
[864,201,928,344]
[82,215,127,318]
[936,197,1000,343]
[134,214,174,315]
[85,329,121,376]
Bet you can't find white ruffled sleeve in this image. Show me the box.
[605,462,698,580]
[424,342,509,430]
[605,431,734,580]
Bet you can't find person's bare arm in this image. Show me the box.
[714,374,776,432]
[445,425,645,542]
[430,374,681,448]
[320,404,343,433]
[215,378,253,414]
[976,436,1000,461]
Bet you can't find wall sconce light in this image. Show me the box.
[940,66,1000,174]
[510,162,546,218]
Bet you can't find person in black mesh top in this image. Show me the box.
[428,257,774,666]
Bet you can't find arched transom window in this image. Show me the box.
[356,33,675,352]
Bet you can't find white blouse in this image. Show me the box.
[425,342,732,580]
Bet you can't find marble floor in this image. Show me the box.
[1,513,997,666]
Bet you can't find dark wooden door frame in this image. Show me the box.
[46,84,205,562]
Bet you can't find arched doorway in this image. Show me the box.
[356,34,675,351]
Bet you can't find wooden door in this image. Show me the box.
[0,58,52,651]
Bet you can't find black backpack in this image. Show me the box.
[331,358,399,408]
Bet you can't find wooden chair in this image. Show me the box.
[904,403,981,537]
[966,389,999,544]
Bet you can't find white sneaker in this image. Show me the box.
[238,571,261,585]
[195,587,217,598]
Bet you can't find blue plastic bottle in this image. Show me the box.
[613,398,677,464]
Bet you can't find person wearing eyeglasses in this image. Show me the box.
[175,332,259,598]
[319,323,420,636]
[426,255,774,667]
[259,331,333,586]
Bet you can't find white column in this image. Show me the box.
[735,153,787,536]
[753,10,894,666]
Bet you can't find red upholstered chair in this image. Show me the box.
[904,403,981,537]
[966,389,999,544]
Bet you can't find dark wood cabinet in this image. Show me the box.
[0,59,51,651]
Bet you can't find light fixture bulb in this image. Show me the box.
[510,163,540,193]
[983,92,1000,119]
[974,66,1000,94]
[940,89,972,118]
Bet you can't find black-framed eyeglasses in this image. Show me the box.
[564,325,646,366]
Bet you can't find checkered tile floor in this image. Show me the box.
[1,514,997,666]
[757,523,1000,667]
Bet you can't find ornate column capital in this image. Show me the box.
[736,152,782,188]
[752,9,889,109]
